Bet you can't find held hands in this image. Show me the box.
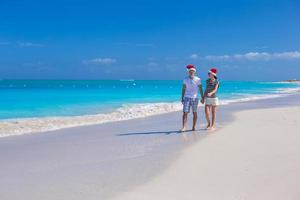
[200,98,204,104]
[207,92,212,97]
[182,97,205,104]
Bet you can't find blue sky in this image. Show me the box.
[0,0,299,80]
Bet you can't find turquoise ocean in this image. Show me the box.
[0,80,299,137]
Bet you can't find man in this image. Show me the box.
[181,64,204,132]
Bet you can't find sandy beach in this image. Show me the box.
[113,106,300,200]
[0,95,300,200]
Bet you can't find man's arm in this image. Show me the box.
[199,84,204,99]
[199,84,205,104]
[181,84,186,103]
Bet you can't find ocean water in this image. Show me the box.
[0,79,299,137]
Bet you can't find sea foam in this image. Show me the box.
[0,102,183,137]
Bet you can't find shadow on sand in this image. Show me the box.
[116,129,205,136]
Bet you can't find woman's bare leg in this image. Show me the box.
[211,106,217,129]
[205,105,211,129]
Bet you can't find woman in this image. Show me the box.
[202,68,219,130]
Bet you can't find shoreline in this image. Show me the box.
[0,94,300,199]
[1,88,300,137]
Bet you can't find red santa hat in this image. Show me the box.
[208,68,217,77]
[186,64,196,72]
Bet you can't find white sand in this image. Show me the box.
[1,103,300,200]
[113,106,300,200]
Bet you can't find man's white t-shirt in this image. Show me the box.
[183,76,201,98]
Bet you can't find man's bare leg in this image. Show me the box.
[192,112,197,131]
[211,106,217,130]
[181,112,188,132]
[205,105,211,129]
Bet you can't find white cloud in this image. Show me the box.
[189,54,200,59]
[147,62,159,67]
[18,42,44,47]
[271,51,300,59]
[83,58,117,65]
[204,54,232,61]
[189,51,300,61]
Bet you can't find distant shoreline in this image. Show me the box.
[282,79,300,83]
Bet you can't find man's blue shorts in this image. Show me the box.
[183,97,199,113]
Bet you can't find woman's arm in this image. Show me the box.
[207,83,219,97]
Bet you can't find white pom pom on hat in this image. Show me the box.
[186,64,196,72]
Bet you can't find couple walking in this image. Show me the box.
[181,64,219,132]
